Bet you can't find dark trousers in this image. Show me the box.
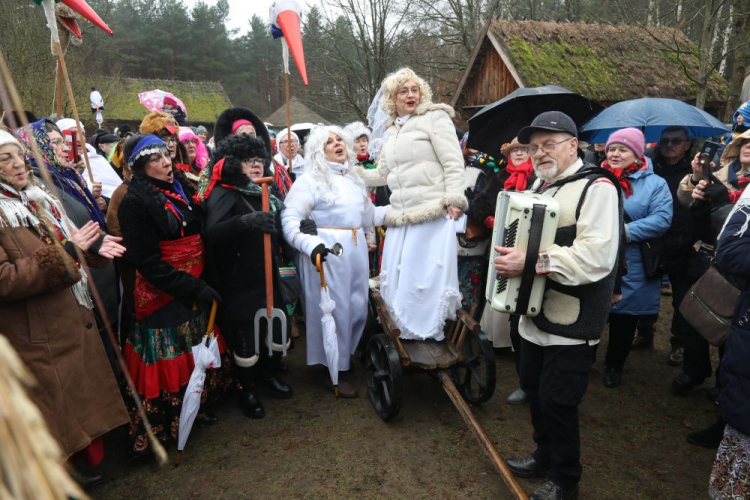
[667,269,694,349]
[510,314,521,376]
[636,313,658,340]
[519,336,595,489]
[605,314,640,371]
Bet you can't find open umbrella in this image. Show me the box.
[138,89,189,120]
[580,97,730,144]
[176,300,220,465]
[468,85,603,158]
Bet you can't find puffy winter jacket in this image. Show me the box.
[357,102,467,227]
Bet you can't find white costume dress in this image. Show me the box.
[282,163,388,371]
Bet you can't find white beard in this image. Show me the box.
[533,161,558,183]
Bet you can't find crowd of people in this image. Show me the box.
[1,68,749,500]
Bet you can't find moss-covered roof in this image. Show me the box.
[489,20,728,103]
[265,98,330,127]
[103,78,233,124]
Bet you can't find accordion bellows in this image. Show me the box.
[485,191,560,317]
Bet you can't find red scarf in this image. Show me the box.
[504,158,534,191]
[602,158,647,198]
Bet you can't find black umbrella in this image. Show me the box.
[467,85,604,159]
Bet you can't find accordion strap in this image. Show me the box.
[516,204,547,315]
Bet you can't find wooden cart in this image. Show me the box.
[364,288,528,500]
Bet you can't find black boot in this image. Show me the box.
[236,365,265,419]
[687,417,726,448]
[603,367,621,388]
[260,355,293,399]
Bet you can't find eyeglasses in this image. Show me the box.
[246,158,265,166]
[397,86,420,96]
[158,134,177,144]
[528,137,573,156]
[50,138,66,147]
[510,148,529,155]
[280,140,298,146]
[660,138,687,146]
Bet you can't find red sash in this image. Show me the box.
[134,234,204,321]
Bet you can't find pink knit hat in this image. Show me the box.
[605,128,645,158]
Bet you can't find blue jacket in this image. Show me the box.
[611,162,673,315]
[716,205,750,435]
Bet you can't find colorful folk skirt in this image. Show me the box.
[458,255,485,311]
[709,424,750,499]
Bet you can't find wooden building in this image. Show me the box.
[451,19,729,121]
[265,98,330,130]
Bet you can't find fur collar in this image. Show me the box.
[385,102,455,129]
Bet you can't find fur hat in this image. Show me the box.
[606,128,646,158]
[213,107,270,154]
[720,129,750,166]
[214,134,271,187]
[343,121,371,142]
[139,111,177,136]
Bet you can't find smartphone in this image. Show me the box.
[698,140,721,182]
[62,129,81,164]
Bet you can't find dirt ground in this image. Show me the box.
[92,296,720,500]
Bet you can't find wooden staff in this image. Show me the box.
[0,48,168,467]
[55,58,63,118]
[437,371,529,500]
[51,42,94,183]
[284,69,292,176]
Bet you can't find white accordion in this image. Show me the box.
[485,191,560,316]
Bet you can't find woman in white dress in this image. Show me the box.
[282,126,388,397]
[358,68,468,341]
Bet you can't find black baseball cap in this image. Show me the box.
[518,111,577,143]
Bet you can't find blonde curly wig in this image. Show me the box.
[380,67,433,118]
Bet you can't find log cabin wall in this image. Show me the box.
[457,42,519,120]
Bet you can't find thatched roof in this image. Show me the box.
[488,20,728,103]
[265,98,330,127]
[103,78,233,124]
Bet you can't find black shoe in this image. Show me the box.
[603,367,621,388]
[530,480,579,500]
[687,418,726,448]
[667,347,684,367]
[262,376,293,399]
[199,412,218,425]
[239,390,265,419]
[506,455,550,478]
[69,467,103,489]
[672,373,705,394]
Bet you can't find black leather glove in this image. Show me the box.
[196,285,222,304]
[310,243,330,266]
[300,218,318,235]
[240,211,277,234]
[703,182,730,207]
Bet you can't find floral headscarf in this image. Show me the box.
[17,119,106,230]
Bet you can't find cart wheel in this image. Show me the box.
[366,333,403,420]
[451,329,496,404]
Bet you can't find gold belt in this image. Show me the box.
[317,226,359,246]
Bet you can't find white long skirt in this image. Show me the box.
[380,215,462,341]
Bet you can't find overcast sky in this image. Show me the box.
[182,0,315,37]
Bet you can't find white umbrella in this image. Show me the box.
[316,253,339,397]
[176,301,220,465]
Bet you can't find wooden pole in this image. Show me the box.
[55,58,63,118]
[0,47,169,468]
[52,42,94,183]
[284,71,292,175]
[437,371,529,500]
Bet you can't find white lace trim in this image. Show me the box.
[390,288,462,341]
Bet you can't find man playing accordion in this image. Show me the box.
[493,112,622,500]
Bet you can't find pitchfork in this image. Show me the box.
[253,177,288,357]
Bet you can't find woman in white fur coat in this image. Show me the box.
[282,125,389,397]
[357,68,467,341]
